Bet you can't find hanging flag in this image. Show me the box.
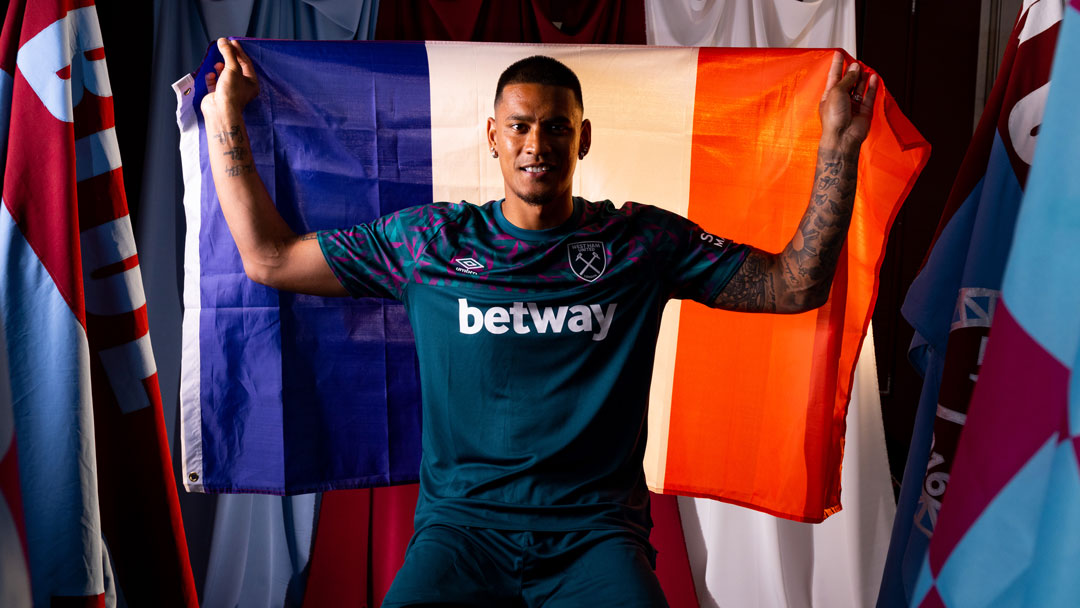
[644,0,856,50]
[375,0,646,43]
[176,40,927,522]
[0,314,31,606]
[878,1,1062,604]
[0,0,197,605]
[911,1,1080,604]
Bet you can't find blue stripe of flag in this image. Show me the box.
[193,40,430,493]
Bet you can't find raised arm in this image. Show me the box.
[201,38,347,297]
[713,52,878,314]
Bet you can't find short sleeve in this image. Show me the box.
[318,204,451,300]
[658,210,751,305]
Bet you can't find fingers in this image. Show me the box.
[834,62,861,96]
[205,60,224,92]
[857,74,879,116]
[822,51,844,102]
[217,38,239,71]
[230,40,255,75]
[216,37,257,82]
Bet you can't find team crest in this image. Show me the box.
[567,241,607,282]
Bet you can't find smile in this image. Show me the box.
[522,165,553,173]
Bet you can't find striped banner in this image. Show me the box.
[912,1,1080,604]
[177,40,927,522]
[879,1,1062,603]
[1,0,196,604]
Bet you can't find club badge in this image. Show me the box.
[568,241,607,282]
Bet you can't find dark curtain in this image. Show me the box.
[376,0,646,43]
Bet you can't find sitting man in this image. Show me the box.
[201,37,876,607]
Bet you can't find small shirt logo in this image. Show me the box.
[453,257,484,275]
[567,241,607,282]
[699,231,729,250]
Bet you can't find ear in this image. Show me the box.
[579,118,592,157]
[486,116,498,153]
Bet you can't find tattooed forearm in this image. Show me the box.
[713,148,859,314]
[223,146,247,161]
[213,125,254,178]
[213,126,244,145]
[225,164,255,177]
[776,149,859,310]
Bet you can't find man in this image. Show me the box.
[202,38,876,607]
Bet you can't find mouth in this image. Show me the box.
[520,163,555,175]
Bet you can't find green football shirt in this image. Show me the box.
[319,198,749,539]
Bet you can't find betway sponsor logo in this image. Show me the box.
[458,298,616,342]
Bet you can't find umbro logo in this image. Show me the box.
[453,257,484,275]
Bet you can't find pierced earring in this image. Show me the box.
[579,149,588,159]
[490,148,498,158]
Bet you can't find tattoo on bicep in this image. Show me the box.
[713,250,777,313]
[300,233,318,241]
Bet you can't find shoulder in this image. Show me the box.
[341,201,474,243]
[385,201,472,229]
[581,199,680,220]
[321,202,477,256]
[579,199,691,235]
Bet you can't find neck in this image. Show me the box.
[501,194,575,231]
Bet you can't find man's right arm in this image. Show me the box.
[202,38,347,297]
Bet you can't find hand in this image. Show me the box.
[201,38,260,120]
[818,52,878,154]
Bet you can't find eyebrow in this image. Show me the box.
[505,114,572,123]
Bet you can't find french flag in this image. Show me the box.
[176,39,928,523]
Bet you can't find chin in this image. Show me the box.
[518,191,558,207]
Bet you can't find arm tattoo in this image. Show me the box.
[214,125,254,178]
[713,149,859,313]
[713,249,777,312]
[223,147,247,161]
[213,126,244,145]
[776,151,859,310]
[300,232,319,241]
[225,164,255,177]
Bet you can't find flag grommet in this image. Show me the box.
[188,472,199,482]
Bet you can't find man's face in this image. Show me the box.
[487,83,590,209]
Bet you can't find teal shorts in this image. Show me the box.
[380,524,670,607]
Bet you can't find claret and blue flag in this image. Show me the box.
[910,0,1080,605]
[878,1,1062,604]
[1,0,196,605]
[176,39,928,522]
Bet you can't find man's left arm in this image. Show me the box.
[713,52,879,314]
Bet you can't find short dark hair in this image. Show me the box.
[495,55,583,111]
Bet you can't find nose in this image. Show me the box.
[524,126,549,156]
